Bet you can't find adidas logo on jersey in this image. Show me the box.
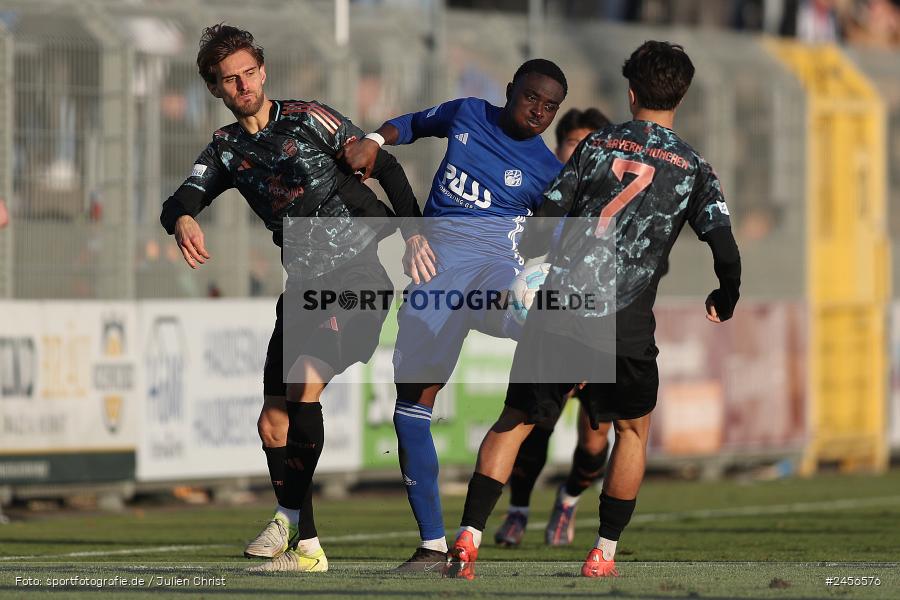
[454,132,469,145]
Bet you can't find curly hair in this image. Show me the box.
[197,23,265,85]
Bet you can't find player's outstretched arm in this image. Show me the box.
[173,215,211,269]
[342,99,467,180]
[703,226,741,323]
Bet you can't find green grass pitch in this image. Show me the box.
[1,471,898,598]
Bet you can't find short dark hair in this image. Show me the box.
[621,41,694,111]
[197,24,265,85]
[554,108,611,146]
[513,58,568,97]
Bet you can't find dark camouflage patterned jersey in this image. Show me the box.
[160,100,419,277]
[520,119,734,356]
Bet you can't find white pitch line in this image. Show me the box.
[0,545,231,562]
[4,495,898,562]
[628,495,900,524]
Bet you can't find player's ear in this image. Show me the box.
[206,81,221,98]
[259,63,267,86]
[506,81,513,104]
[628,87,636,108]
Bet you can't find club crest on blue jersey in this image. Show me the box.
[504,169,523,187]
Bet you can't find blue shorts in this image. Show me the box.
[393,260,518,384]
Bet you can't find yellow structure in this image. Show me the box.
[767,41,889,473]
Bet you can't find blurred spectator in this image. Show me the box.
[455,0,900,46]
[732,0,767,30]
[781,0,842,42]
[0,198,8,229]
[596,0,643,20]
[843,0,900,47]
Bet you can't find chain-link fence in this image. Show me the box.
[0,1,809,301]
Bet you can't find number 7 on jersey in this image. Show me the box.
[595,158,656,237]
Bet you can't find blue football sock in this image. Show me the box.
[394,400,445,542]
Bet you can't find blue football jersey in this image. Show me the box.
[388,98,561,267]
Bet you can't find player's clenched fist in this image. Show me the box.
[174,215,211,269]
[705,289,734,323]
[341,137,380,181]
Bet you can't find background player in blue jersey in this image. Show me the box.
[160,24,420,573]
[494,108,615,550]
[445,41,742,580]
[343,59,568,570]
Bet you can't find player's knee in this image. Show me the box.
[257,416,286,446]
[613,416,650,444]
[578,430,609,456]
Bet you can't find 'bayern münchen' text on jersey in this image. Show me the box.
[526,120,731,356]
[541,120,731,311]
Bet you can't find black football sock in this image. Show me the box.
[298,488,318,539]
[509,427,552,508]
[263,445,318,537]
[460,472,505,532]
[597,492,637,541]
[263,445,288,506]
[281,402,324,511]
[564,445,609,497]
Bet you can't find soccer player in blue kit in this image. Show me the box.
[343,59,568,570]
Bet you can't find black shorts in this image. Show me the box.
[263,249,391,396]
[505,330,658,427]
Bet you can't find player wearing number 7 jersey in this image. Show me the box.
[445,41,742,580]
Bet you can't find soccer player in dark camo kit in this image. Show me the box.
[494,108,616,550]
[159,24,422,573]
[445,41,742,579]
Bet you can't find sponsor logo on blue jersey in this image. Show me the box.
[442,163,492,209]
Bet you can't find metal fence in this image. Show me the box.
[847,47,900,294]
[0,0,860,302]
